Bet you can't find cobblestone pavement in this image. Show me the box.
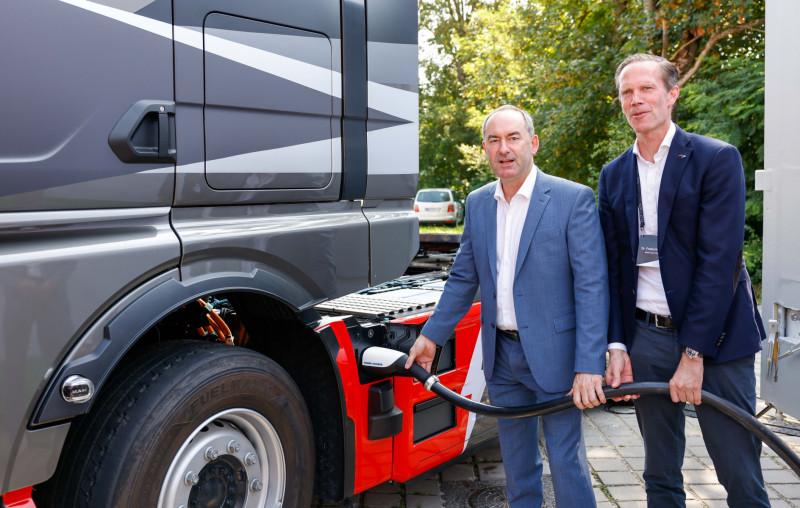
[320,354,800,507]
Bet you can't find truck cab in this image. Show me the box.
[0,1,444,506]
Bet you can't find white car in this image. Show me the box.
[414,188,464,226]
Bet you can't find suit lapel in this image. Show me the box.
[486,183,498,286]
[658,127,692,250]
[621,150,640,257]
[515,170,550,277]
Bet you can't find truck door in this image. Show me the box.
[172,0,343,204]
[0,0,176,212]
[0,0,179,493]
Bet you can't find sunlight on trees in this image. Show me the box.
[419,0,765,281]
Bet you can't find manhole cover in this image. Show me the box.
[468,486,508,508]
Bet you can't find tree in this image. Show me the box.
[418,0,498,201]
[418,0,765,281]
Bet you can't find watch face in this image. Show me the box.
[685,348,702,359]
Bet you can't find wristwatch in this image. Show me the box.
[684,347,703,359]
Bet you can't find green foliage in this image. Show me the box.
[419,0,765,282]
[677,49,765,283]
[420,224,465,234]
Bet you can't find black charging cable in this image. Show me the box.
[360,347,800,477]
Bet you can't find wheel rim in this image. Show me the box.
[158,408,286,508]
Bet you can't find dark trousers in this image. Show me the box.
[629,319,770,507]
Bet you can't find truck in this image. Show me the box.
[0,1,498,507]
[757,0,800,423]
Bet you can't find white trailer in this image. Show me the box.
[756,0,800,419]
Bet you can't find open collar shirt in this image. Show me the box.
[609,123,675,352]
[494,165,537,331]
[633,121,675,316]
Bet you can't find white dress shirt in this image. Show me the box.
[494,166,537,331]
[634,122,675,316]
[608,123,675,351]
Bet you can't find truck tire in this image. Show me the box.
[36,340,314,508]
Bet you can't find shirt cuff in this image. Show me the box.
[607,342,627,352]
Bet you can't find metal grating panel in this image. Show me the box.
[315,293,439,319]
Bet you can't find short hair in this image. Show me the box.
[482,105,535,140]
[614,53,679,92]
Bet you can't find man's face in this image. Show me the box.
[482,110,539,184]
[618,61,679,137]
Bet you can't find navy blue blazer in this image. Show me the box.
[421,170,609,393]
[597,126,764,363]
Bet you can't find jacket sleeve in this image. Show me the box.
[597,166,626,347]
[568,186,610,375]
[677,144,746,356]
[420,192,481,345]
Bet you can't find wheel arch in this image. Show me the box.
[32,267,352,502]
[32,267,320,426]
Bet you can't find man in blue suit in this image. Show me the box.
[600,54,769,507]
[406,105,609,507]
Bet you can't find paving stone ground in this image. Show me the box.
[317,353,800,507]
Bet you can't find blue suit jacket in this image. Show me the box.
[421,170,609,393]
[597,127,764,363]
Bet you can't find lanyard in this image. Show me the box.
[634,167,645,237]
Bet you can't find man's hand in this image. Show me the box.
[605,349,637,401]
[405,334,437,372]
[669,353,704,404]
[568,373,605,410]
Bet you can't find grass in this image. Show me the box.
[419,224,465,234]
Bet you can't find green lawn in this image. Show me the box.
[419,224,464,234]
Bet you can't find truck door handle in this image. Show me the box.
[108,100,176,163]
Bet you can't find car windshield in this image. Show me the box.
[417,190,451,203]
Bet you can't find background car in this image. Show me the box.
[414,188,464,226]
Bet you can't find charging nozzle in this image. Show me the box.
[360,347,439,388]
[360,347,408,376]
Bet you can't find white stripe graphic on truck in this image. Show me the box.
[206,137,342,175]
[460,330,486,452]
[59,0,416,123]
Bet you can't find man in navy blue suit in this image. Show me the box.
[406,105,609,507]
[599,54,769,507]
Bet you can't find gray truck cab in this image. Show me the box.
[0,1,419,505]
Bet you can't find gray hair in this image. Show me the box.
[482,105,535,140]
[614,53,679,92]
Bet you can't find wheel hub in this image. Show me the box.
[190,455,247,508]
[159,409,286,508]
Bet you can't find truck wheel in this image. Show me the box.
[38,340,314,508]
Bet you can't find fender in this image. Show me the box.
[31,267,321,426]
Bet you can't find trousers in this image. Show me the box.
[486,331,596,507]
[630,319,770,507]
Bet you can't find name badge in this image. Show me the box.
[637,234,659,267]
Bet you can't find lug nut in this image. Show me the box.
[205,447,219,461]
[184,472,199,486]
[227,440,241,453]
[244,453,257,465]
[250,479,263,492]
